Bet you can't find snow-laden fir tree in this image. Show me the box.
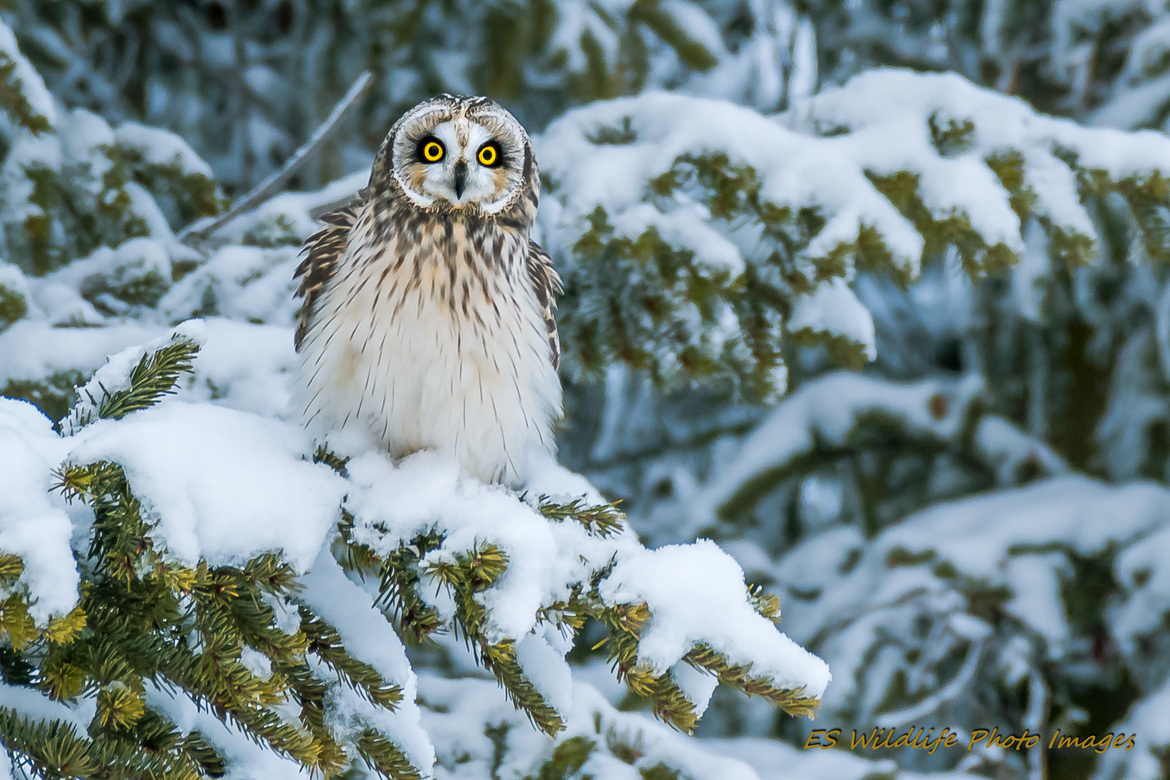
[6,2,1170,779]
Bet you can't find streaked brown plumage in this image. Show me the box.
[292,95,562,485]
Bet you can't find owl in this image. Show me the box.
[292,95,562,486]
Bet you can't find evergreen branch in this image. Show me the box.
[61,332,202,434]
[419,543,567,735]
[355,728,425,780]
[365,533,445,642]
[313,444,351,476]
[479,640,566,736]
[0,707,100,779]
[300,613,404,710]
[747,584,781,622]
[177,70,373,244]
[0,553,23,585]
[26,458,419,779]
[588,596,820,729]
[0,594,37,650]
[683,644,820,718]
[0,53,53,134]
[532,736,597,779]
[536,496,627,538]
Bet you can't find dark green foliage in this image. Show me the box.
[2,370,88,422]
[529,735,596,780]
[537,497,626,538]
[0,282,28,330]
[0,338,426,780]
[350,510,820,737]
[7,0,729,192]
[63,330,201,430]
[0,51,51,134]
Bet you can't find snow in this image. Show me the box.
[761,474,1170,731]
[0,20,58,127]
[419,674,763,780]
[671,661,719,717]
[344,449,620,647]
[67,401,347,572]
[114,121,214,178]
[1092,676,1170,780]
[160,244,299,327]
[791,68,1118,247]
[599,539,831,697]
[299,549,435,772]
[689,372,982,530]
[0,399,79,623]
[788,278,877,360]
[0,682,89,731]
[61,319,206,434]
[0,321,160,389]
[515,632,575,716]
[144,685,312,780]
[345,449,830,714]
[540,90,925,275]
[879,476,1170,583]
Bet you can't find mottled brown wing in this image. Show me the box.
[293,200,362,351]
[526,239,563,370]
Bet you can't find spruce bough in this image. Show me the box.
[0,334,820,778]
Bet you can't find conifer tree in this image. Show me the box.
[5,4,1170,780]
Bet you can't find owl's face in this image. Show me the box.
[385,95,532,215]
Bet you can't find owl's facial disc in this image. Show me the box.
[397,113,525,214]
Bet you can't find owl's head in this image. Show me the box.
[375,94,535,216]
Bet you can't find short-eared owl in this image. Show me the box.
[293,95,562,485]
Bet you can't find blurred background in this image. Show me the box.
[5,1,1170,779]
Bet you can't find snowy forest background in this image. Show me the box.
[4,1,1170,779]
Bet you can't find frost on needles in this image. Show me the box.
[0,327,829,778]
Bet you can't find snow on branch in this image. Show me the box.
[772,475,1170,735]
[538,68,1170,397]
[334,445,829,735]
[0,324,829,778]
[0,21,56,134]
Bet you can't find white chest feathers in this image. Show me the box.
[295,219,561,485]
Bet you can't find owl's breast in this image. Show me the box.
[294,218,561,485]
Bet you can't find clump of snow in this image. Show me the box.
[0,20,58,128]
[599,539,831,697]
[539,90,924,274]
[300,549,435,772]
[175,319,300,418]
[788,278,877,361]
[66,401,346,572]
[345,449,830,717]
[114,122,214,178]
[0,399,78,623]
[60,320,206,434]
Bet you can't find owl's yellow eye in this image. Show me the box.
[418,137,445,163]
[477,142,501,167]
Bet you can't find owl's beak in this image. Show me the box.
[453,160,467,200]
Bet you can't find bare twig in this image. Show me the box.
[178,70,373,244]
